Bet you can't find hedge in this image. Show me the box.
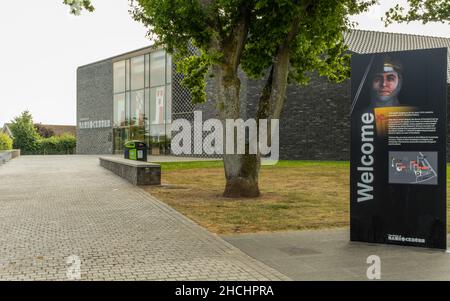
[34,134,77,155]
[0,133,13,151]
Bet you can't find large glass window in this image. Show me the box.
[131,55,145,90]
[113,61,126,93]
[150,51,166,87]
[113,50,172,155]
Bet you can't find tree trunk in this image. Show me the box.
[257,11,302,121]
[223,153,261,197]
[214,64,261,198]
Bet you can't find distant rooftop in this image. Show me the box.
[35,124,76,137]
[344,29,450,82]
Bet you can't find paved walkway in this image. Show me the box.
[0,156,288,281]
[223,229,450,281]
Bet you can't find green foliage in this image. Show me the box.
[0,133,13,151]
[242,0,375,85]
[9,111,41,154]
[177,52,221,104]
[63,0,94,15]
[384,0,450,25]
[35,134,77,155]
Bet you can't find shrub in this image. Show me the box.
[37,134,76,155]
[0,133,13,150]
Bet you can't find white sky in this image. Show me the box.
[0,0,449,126]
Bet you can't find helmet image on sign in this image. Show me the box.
[370,57,403,107]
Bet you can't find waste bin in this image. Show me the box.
[124,140,148,161]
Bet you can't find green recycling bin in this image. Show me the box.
[124,140,148,161]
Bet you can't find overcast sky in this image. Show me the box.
[0,0,449,126]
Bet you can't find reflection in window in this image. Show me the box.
[130,90,145,126]
[113,128,129,152]
[113,93,126,127]
[149,124,167,155]
[150,86,167,126]
[166,85,172,124]
[145,54,150,88]
[125,60,130,91]
[144,88,150,132]
[130,125,145,141]
[113,61,126,93]
[150,51,166,87]
[131,55,145,90]
[125,92,131,126]
[166,53,172,84]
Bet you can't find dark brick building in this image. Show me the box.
[76,30,450,160]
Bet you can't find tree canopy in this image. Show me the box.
[384,0,450,25]
[129,1,377,106]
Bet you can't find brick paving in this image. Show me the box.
[223,229,450,281]
[0,156,289,281]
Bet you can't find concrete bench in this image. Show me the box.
[99,156,161,186]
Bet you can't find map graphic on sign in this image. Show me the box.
[389,151,438,185]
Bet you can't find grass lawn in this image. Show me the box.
[143,160,449,235]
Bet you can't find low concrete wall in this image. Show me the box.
[10,149,20,159]
[0,150,20,165]
[99,157,161,186]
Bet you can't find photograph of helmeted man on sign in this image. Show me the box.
[351,54,410,112]
[370,57,403,108]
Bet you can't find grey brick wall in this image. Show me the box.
[76,60,114,155]
[245,74,351,161]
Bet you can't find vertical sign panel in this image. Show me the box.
[350,48,447,249]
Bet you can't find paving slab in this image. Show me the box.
[0,155,288,281]
[222,229,450,281]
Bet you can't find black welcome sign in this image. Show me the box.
[350,48,448,249]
